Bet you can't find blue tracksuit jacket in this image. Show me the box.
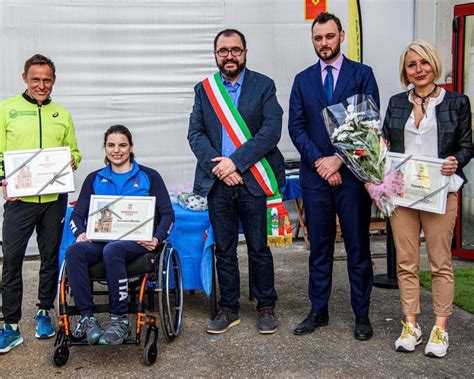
[70,160,174,242]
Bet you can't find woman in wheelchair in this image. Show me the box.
[65,124,174,345]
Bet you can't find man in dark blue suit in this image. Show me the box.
[188,29,285,335]
[288,12,379,340]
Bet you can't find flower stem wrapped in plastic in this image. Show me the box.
[322,94,402,215]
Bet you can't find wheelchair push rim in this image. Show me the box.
[157,243,184,341]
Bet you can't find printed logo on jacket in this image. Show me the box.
[9,109,37,119]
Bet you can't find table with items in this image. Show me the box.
[282,175,309,248]
[58,204,215,296]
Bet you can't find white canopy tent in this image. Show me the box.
[0,0,415,196]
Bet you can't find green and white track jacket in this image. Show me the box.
[0,92,81,203]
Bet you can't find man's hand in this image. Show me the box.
[223,172,244,186]
[1,179,20,202]
[138,237,159,251]
[327,171,342,186]
[70,155,77,171]
[212,157,237,179]
[315,155,343,180]
[441,156,458,176]
[76,232,91,243]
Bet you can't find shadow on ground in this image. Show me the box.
[1,236,473,377]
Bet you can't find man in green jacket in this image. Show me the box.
[0,54,81,353]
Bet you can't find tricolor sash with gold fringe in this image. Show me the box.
[202,72,292,247]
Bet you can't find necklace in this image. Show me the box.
[411,85,439,114]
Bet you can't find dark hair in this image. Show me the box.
[23,54,56,77]
[214,29,247,50]
[311,12,343,33]
[103,124,135,164]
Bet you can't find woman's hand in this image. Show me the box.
[76,232,91,243]
[364,183,385,213]
[138,237,159,251]
[441,156,458,176]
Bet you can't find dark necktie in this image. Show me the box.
[324,65,334,105]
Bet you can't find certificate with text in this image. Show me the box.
[86,195,156,241]
[4,147,74,197]
[385,152,449,214]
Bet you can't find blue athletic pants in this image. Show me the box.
[65,241,148,316]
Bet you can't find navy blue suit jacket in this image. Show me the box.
[188,69,285,197]
[288,56,380,189]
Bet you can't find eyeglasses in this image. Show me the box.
[215,48,245,57]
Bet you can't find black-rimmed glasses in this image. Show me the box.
[215,48,245,57]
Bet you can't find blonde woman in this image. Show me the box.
[375,40,472,358]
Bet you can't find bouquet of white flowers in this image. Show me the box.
[177,192,208,211]
[322,94,402,215]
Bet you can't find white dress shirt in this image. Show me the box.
[404,88,446,158]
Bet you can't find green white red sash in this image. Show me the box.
[202,72,292,247]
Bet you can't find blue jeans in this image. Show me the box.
[65,241,148,316]
[208,181,277,313]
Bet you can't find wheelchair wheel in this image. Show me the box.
[157,244,184,341]
[52,344,70,367]
[143,341,158,366]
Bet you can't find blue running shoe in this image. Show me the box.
[35,310,55,339]
[99,314,130,345]
[74,316,104,345]
[0,324,24,353]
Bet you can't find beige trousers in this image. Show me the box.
[390,193,458,317]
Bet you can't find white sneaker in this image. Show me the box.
[395,321,422,352]
[425,326,449,358]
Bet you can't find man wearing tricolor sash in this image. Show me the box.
[188,29,288,335]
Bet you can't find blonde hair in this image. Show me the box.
[399,40,442,90]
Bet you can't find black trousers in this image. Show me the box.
[208,181,277,313]
[1,195,67,323]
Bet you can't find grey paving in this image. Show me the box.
[0,236,473,378]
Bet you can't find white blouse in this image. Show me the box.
[404,88,446,158]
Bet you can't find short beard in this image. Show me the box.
[315,42,341,63]
[216,57,246,79]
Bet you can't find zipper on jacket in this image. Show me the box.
[38,105,43,203]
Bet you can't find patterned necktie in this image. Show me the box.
[324,65,334,105]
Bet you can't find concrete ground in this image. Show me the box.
[0,236,473,378]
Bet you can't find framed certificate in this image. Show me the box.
[86,195,156,241]
[385,152,449,214]
[3,147,74,197]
